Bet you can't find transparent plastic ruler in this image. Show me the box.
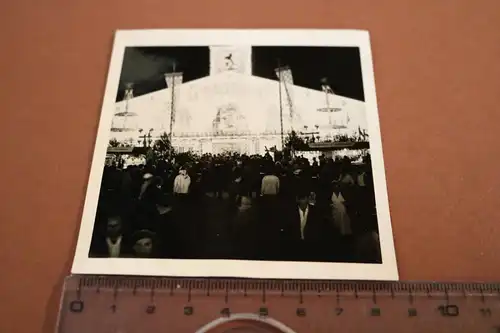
[56,276,500,333]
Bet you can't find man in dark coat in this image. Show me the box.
[89,215,132,258]
[280,189,336,262]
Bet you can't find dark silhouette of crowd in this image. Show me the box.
[90,150,382,264]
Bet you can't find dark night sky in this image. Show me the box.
[115,46,365,102]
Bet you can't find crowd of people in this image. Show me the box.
[90,150,382,264]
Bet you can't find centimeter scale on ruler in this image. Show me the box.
[58,276,500,333]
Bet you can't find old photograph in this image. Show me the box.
[72,30,398,280]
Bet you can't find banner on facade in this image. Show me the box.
[308,142,355,149]
[107,147,135,153]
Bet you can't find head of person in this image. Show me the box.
[296,190,310,209]
[143,173,154,182]
[152,176,163,189]
[132,229,156,258]
[106,216,122,238]
[265,164,276,176]
[237,195,252,212]
[156,194,172,215]
[233,168,242,182]
[342,157,352,168]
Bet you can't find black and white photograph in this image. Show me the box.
[72,29,398,280]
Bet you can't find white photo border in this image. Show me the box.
[71,29,398,281]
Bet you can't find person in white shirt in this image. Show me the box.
[297,193,310,241]
[331,189,352,236]
[173,168,191,195]
[337,172,355,185]
[260,168,280,196]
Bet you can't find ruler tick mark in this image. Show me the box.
[76,279,82,300]
[150,286,155,303]
[444,289,450,304]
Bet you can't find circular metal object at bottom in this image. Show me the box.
[210,320,287,333]
[197,315,296,333]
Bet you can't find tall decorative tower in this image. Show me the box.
[209,45,252,76]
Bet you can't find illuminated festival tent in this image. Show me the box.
[110,46,368,155]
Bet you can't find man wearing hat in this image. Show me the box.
[131,229,158,258]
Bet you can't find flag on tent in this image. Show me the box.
[321,77,334,94]
[124,83,134,101]
[358,127,368,140]
[275,66,294,85]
